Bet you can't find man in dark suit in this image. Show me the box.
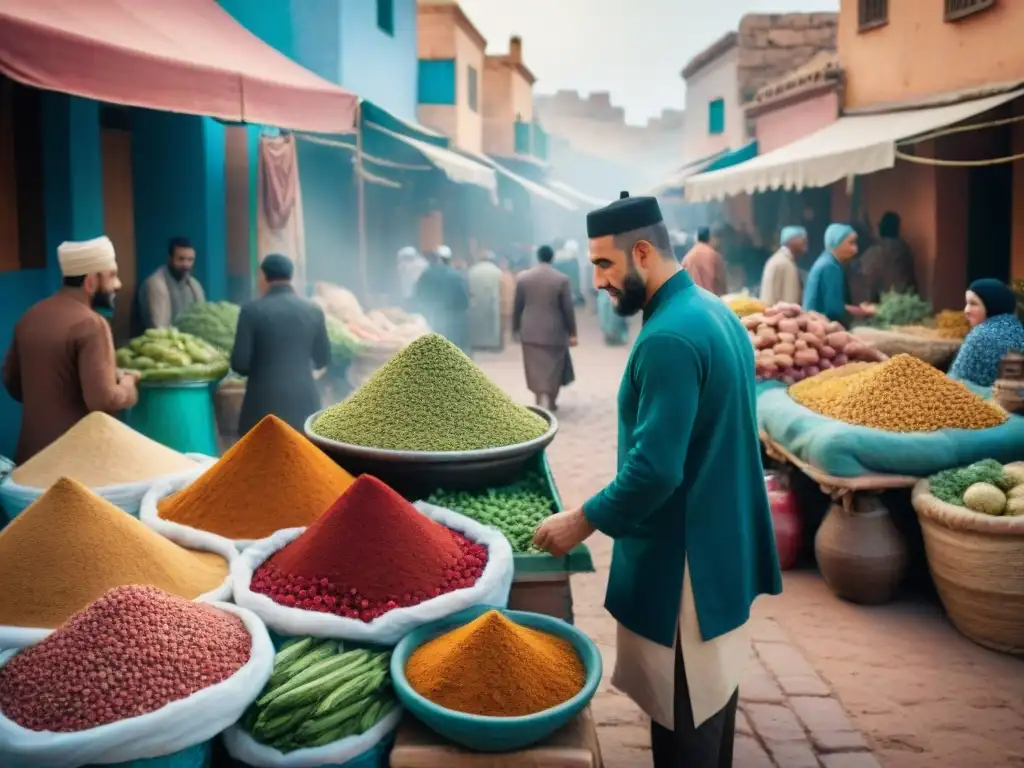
[231,254,331,435]
[513,244,578,411]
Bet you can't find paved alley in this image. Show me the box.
[475,308,1024,768]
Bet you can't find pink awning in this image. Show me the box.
[0,0,357,133]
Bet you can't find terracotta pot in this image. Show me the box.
[815,493,907,605]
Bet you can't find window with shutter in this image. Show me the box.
[945,0,995,22]
[858,0,888,31]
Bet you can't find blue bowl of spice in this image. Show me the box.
[390,605,601,752]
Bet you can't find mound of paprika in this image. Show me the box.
[251,475,488,622]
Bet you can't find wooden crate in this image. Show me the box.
[389,707,603,768]
[508,572,575,624]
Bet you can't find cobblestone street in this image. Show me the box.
[475,309,1024,768]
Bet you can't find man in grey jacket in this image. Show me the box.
[513,245,578,411]
[137,236,206,330]
[231,254,331,435]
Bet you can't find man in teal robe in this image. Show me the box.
[534,192,782,768]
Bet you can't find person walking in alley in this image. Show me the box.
[532,192,781,768]
[760,226,807,306]
[137,236,206,331]
[513,245,578,411]
[467,252,503,351]
[803,223,876,324]
[231,254,330,434]
[396,245,428,305]
[2,236,139,462]
[412,246,471,354]
[681,225,728,296]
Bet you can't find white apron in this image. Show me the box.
[611,560,751,730]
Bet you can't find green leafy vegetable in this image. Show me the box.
[928,459,1006,506]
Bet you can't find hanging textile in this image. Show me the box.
[258,134,307,292]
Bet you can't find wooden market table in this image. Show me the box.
[389,707,604,768]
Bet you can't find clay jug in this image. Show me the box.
[815,492,907,604]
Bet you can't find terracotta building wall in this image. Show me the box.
[838,1,1024,109]
[753,90,839,153]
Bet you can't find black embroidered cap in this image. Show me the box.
[586,191,664,239]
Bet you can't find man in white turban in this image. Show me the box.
[2,236,139,462]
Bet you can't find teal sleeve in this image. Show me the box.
[582,335,701,538]
[821,262,847,322]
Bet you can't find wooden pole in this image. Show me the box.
[355,101,369,300]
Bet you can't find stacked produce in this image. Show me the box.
[866,290,933,329]
[158,415,355,540]
[313,282,429,353]
[406,610,585,717]
[0,586,251,731]
[242,638,396,751]
[173,301,241,353]
[251,476,488,622]
[10,412,199,488]
[427,472,554,554]
[116,327,229,382]
[928,460,1024,516]
[743,303,885,384]
[0,478,229,629]
[310,333,548,452]
[789,354,1007,432]
[726,295,766,318]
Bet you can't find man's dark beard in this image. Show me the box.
[91,291,115,311]
[168,266,189,281]
[609,266,647,317]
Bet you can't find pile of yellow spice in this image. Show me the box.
[789,354,1007,432]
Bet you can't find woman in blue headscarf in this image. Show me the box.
[948,279,1024,387]
[802,223,877,324]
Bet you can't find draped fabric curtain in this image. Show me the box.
[258,134,307,292]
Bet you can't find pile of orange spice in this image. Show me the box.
[406,610,585,717]
[158,415,354,539]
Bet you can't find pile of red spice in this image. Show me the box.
[251,475,488,622]
[0,586,251,732]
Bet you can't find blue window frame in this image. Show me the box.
[708,98,725,135]
[418,59,457,105]
[377,0,394,36]
[467,66,479,113]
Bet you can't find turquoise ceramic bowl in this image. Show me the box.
[390,606,601,752]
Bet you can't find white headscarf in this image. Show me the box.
[58,236,117,277]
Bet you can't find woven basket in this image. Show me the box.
[851,327,961,368]
[213,381,246,439]
[911,474,1024,655]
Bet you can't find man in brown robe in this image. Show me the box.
[681,226,728,296]
[2,236,139,463]
[513,245,578,411]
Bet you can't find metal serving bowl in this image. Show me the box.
[303,405,558,499]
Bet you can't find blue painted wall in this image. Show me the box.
[220,0,418,120]
[338,0,418,120]
[131,111,227,302]
[0,93,105,458]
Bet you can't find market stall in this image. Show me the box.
[115,327,231,455]
[0,336,604,767]
[757,345,1024,605]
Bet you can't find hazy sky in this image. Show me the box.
[458,0,839,125]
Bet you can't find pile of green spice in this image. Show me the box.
[428,473,553,553]
[311,333,548,452]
